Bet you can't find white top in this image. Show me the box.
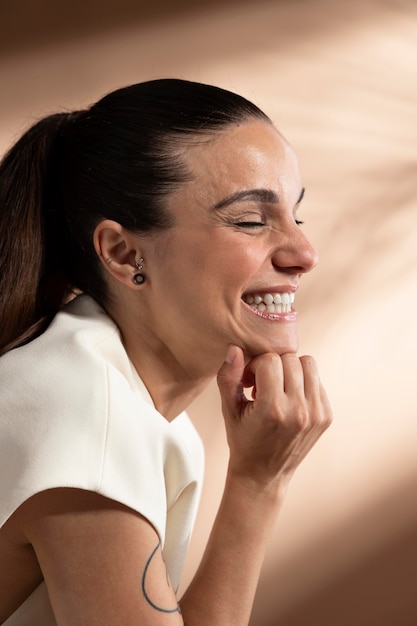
[0,295,204,625]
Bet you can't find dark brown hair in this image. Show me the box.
[0,78,269,355]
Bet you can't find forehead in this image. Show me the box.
[177,119,301,206]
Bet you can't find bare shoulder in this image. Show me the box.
[3,488,184,625]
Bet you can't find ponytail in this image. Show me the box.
[0,113,71,355]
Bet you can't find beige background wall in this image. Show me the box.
[1,1,416,623]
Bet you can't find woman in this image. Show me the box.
[0,78,332,625]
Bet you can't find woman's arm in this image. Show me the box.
[181,346,332,624]
[18,488,183,626]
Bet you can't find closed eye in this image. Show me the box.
[234,221,265,228]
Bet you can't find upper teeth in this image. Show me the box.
[243,292,294,313]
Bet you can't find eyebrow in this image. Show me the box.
[212,187,305,210]
[212,188,279,210]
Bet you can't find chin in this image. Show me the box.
[270,339,299,356]
[245,332,299,358]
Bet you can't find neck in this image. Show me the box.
[108,306,217,422]
[134,346,214,421]
[103,285,226,420]
[136,358,212,422]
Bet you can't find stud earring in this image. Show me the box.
[132,257,146,285]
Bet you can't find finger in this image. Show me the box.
[279,354,318,434]
[241,365,256,390]
[300,356,333,429]
[319,383,334,430]
[283,374,333,471]
[242,353,285,415]
[280,353,305,396]
[299,355,320,399]
[216,345,246,417]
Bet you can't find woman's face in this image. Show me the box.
[141,119,318,368]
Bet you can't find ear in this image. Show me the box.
[93,220,143,289]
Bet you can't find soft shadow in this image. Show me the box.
[250,469,417,626]
[0,0,252,56]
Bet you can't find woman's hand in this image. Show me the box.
[216,345,333,492]
[182,346,332,625]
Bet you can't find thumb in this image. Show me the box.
[217,345,245,417]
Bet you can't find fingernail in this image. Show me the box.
[225,345,236,365]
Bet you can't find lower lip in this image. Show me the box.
[242,301,298,322]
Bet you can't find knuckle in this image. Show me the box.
[300,354,317,369]
[283,404,309,432]
[294,406,310,431]
[216,370,235,389]
[281,352,299,364]
[312,406,333,431]
[259,352,282,367]
[322,409,334,429]
[216,371,227,385]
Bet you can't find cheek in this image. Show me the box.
[165,230,262,296]
[217,255,258,294]
[225,245,264,281]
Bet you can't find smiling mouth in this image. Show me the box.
[242,292,295,314]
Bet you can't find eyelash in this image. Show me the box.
[234,221,265,228]
[235,219,305,228]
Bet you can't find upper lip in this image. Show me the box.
[242,284,298,296]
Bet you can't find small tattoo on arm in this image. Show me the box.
[141,540,181,614]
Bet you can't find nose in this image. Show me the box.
[271,222,319,275]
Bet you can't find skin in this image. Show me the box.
[0,119,332,625]
[96,119,318,419]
